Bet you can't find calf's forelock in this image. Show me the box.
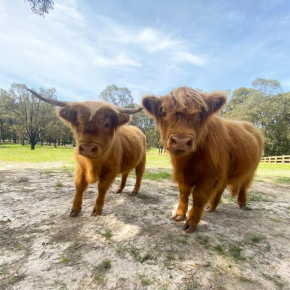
[165,87,208,114]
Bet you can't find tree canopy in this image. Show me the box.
[99,85,134,108]
[222,78,290,155]
[25,0,54,17]
[0,79,289,154]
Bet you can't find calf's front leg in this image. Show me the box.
[91,173,116,216]
[172,184,191,222]
[70,172,88,217]
[183,185,211,233]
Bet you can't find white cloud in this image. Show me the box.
[92,55,142,67]
[0,0,209,103]
[174,52,207,66]
[135,27,180,52]
[54,1,85,26]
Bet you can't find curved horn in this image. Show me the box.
[27,89,68,107]
[117,107,143,114]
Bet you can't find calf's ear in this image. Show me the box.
[142,96,162,118]
[202,91,228,118]
[58,106,78,124]
[113,113,130,127]
[117,114,130,126]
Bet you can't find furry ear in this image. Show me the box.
[113,113,130,127]
[58,105,77,124]
[142,95,162,118]
[202,91,228,119]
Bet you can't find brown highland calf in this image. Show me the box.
[28,89,146,217]
[142,87,263,233]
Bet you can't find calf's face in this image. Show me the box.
[58,102,130,158]
[26,89,142,159]
[142,87,227,156]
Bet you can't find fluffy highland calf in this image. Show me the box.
[142,87,263,233]
[28,89,146,217]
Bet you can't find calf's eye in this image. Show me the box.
[105,123,109,128]
[163,112,167,117]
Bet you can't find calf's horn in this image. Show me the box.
[27,89,68,107]
[117,107,143,114]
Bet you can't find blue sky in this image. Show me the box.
[0,0,289,103]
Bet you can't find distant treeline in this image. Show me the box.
[0,79,289,155]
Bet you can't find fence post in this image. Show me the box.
[275,156,277,164]
[282,155,285,164]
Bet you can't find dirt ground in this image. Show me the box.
[0,163,290,290]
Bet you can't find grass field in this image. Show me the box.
[0,144,289,183]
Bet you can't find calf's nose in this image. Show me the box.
[78,143,98,156]
[169,134,193,152]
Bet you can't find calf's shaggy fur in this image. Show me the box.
[143,87,263,233]
[28,89,146,217]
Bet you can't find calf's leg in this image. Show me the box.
[131,156,145,195]
[70,172,88,217]
[92,173,116,216]
[115,173,129,193]
[183,185,210,233]
[237,174,253,210]
[172,184,191,222]
[206,186,226,212]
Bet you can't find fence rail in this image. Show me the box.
[260,155,290,164]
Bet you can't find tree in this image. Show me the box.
[25,0,54,17]
[130,105,159,148]
[99,85,134,108]
[222,78,290,156]
[4,84,57,150]
[252,77,282,96]
[222,87,255,117]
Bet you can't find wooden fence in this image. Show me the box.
[260,155,290,164]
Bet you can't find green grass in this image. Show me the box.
[214,244,225,255]
[0,144,75,163]
[94,260,111,286]
[251,235,263,243]
[143,171,171,181]
[230,244,245,261]
[138,273,151,286]
[256,163,290,184]
[56,181,63,188]
[273,176,290,184]
[102,228,112,240]
[60,254,70,263]
[1,145,289,184]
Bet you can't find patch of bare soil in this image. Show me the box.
[0,165,290,290]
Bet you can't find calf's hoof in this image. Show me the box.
[130,191,138,196]
[182,222,197,234]
[238,204,246,211]
[70,209,81,217]
[115,189,122,194]
[172,213,186,222]
[91,209,102,216]
[205,206,216,212]
[69,209,81,217]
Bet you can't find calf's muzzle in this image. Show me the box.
[78,143,98,156]
[168,134,193,153]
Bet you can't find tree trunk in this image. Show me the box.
[54,139,57,148]
[0,123,2,145]
[30,136,36,150]
[21,138,25,146]
[31,142,36,150]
